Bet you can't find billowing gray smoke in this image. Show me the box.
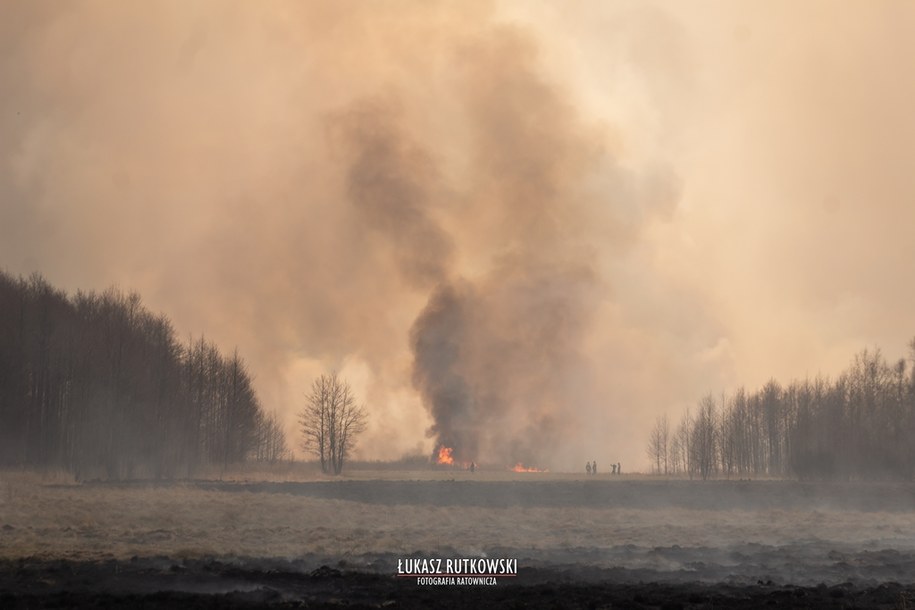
[411,265,599,466]
[331,99,454,290]
[1,2,687,469]
[332,27,629,467]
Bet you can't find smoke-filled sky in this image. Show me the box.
[3,1,915,470]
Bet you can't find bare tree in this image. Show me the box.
[669,432,682,475]
[678,408,692,479]
[691,394,718,480]
[646,414,669,475]
[253,410,291,463]
[299,372,367,475]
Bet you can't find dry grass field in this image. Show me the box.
[3,468,915,586]
[6,468,915,608]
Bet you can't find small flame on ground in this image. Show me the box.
[511,463,547,473]
[437,446,454,465]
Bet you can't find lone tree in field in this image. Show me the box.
[299,372,367,475]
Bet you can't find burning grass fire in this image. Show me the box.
[433,445,547,472]
[436,446,454,465]
[511,463,548,473]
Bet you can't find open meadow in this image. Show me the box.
[4,468,915,607]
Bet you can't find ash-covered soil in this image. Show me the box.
[3,557,915,609]
[4,474,915,607]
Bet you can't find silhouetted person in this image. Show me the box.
[617,462,621,475]
[586,462,592,475]
[470,461,475,474]
[611,463,617,475]
[592,461,597,475]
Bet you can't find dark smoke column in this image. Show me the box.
[333,25,677,470]
[404,27,619,470]
[410,261,598,468]
[410,282,479,464]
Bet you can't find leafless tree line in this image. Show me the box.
[0,271,290,479]
[648,343,915,480]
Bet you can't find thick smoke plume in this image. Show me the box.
[330,26,660,466]
[0,2,680,469]
[332,99,454,290]
[412,265,599,466]
[7,2,911,469]
[403,27,611,465]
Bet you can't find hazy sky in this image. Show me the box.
[3,1,914,470]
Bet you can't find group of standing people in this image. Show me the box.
[586,461,622,475]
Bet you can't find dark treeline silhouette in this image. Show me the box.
[648,342,915,480]
[0,271,289,479]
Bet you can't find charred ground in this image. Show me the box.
[4,557,915,609]
[3,473,915,608]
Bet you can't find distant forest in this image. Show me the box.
[648,342,915,480]
[0,271,289,480]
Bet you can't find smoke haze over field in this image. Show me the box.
[3,1,915,469]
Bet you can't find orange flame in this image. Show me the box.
[436,446,454,465]
[511,463,547,473]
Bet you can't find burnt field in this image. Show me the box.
[3,473,915,608]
